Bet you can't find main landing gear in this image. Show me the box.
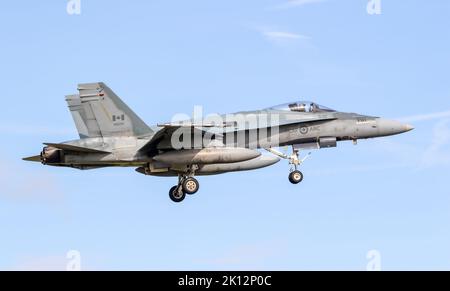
[266,146,311,185]
[169,165,200,203]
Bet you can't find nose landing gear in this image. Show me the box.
[266,146,311,185]
[289,170,304,184]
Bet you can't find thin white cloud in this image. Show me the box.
[276,0,326,9]
[263,31,309,40]
[397,110,450,123]
[257,26,311,46]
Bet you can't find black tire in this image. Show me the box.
[182,177,200,195]
[289,170,304,184]
[169,186,186,203]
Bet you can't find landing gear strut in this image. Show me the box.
[266,146,311,185]
[168,165,200,203]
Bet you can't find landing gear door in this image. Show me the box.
[293,143,319,150]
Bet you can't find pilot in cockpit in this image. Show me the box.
[298,103,306,112]
[288,103,306,112]
[310,103,318,113]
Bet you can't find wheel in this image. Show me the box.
[169,186,186,203]
[182,177,200,195]
[289,170,304,184]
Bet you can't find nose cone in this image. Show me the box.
[404,124,415,132]
[377,119,414,137]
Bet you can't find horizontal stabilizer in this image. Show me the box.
[22,155,41,162]
[43,143,110,154]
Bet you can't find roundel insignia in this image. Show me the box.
[300,127,309,135]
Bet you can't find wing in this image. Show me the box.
[138,125,210,155]
[138,115,336,154]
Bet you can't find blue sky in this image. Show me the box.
[0,0,449,270]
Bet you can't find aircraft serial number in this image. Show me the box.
[356,118,375,124]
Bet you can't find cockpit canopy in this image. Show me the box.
[268,101,335,113]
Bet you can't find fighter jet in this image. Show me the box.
[23,83,414,203]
